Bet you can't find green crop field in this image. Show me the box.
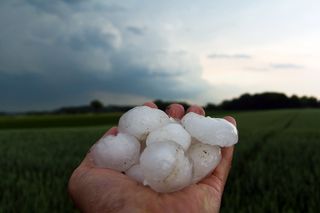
[0,109,319,212]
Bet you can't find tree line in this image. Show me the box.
[214,92,319,110]
[54,92,319,114]
[2,92,319,115]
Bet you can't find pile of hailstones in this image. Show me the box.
[92,106,238,193]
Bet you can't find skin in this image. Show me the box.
[68,103,236,213]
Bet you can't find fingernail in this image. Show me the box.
[166,104,185,119]
[187,105,205,116]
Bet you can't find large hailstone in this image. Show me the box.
[125,164,144,184]
[91,106,238,193]
[91,133,140,171]
[187,141,221,183]
[118,106,171,141]
[181,112,238,147]
[140,141,192,193]
[146,123,191,151]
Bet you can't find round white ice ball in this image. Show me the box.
[146,123,191,151]
[187,142,221,183]
[91,133,140,172]
[125,164,144,184]
[140,141,177,181]
[118,106,170,141]
[140,141,192,193]
[181,112,238,147]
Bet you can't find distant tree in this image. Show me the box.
[219,92,319,110]
[19,92,319,115]
[90,100,104,112]
[205,103,217,110]
[300,96,318,108]
[153,100,191,111]
[289,95,301,108]
[153,100,167,111]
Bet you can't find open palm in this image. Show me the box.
[68,103,236,213]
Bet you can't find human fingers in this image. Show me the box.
[224,116,236,126]
[201,116,236,190]
[102,126,118,137]
[143,102,158,109]
[186,105,205,116]
[211,116,236,184]
[165,103,185,119]
[211,146,234,185]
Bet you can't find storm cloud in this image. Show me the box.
[0,0,209,111]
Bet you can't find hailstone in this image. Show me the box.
[118,106,170,141]
[187,141,221,183]
[125,164,144,184]
[146,123,191,151]
[181,112,238,147]
[140,141,192,193]
[91,106,238,193]
[91,133,140,171]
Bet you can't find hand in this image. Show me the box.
[68,102,236,213]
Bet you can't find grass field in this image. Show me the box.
[0,109,319,212]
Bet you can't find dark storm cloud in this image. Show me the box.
[0,62,202,111]
[0,0,208,111]
[126,26,146,35]
[25,0,126,14]
[63,27,120,51]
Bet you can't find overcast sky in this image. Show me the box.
[1,0,319,112]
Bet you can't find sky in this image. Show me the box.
[0,0,319,112]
